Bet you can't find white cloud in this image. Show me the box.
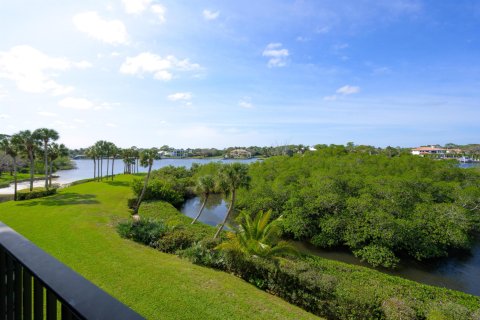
[239,99,253,109]
[73,11,128,45]
[94,102,117,110]
[203,9,220,20]
[0,45,86,95]
[336,85,360,95]
[58,97,93,110]
[296,36,310,42]
[37,111,58,117]
[122,0,151,14]
[333,43,349,50]
[122,0,165,22]
[74,60,92,69]
[315,26,330,34]
[262,43,289,68]
[151,4,166,23]
[167,92,192,101]
[120,52,201,81]
[372,67,392,75]
[323,85,360,102]
[73,118,85,123]
[323,95,337,101]
[0,86,7,99]
[0,114,10,119]
[106,123,117,128]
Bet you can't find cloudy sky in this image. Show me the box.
[0,0,479,148]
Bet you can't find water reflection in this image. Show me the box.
[180,194,235,228]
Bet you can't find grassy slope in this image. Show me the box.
[0,175,318,320]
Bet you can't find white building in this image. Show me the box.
[411,146,446,156]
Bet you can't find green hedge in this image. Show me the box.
[17,187,57,201]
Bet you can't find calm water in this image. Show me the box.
[181,194,234,227]
[0,158,257,194]
[181,196,480,296]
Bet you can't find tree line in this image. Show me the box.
[1,129,68,200]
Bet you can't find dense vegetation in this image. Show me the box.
[235,147,480,268]
[122,201,480,320]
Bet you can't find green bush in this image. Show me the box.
[381,298,416,320]
[353,244,400,268]
[117,219,168,246]
[156,226,212,253]
[178,238,225,268]
[17,187,57,201]
[127,197,137,209]
[132,178,184,207]
[426,301,472,320]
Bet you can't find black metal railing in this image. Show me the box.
[0,222,145,320]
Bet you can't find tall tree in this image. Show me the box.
[1,136,20,200]
[94,140,107,181]
[110,144,119,180]
[214,163,251,239]
[133,148,159,215]
[33,128,59,189]
[15,130,40,191]
[85,146,97,180]
[191,175,216,224]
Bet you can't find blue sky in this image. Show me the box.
[0,0,479,148]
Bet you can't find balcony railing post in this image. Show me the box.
[0,248,6,317]
[22,269,32,320]
[14,260,22,320]
[6,255,14,320]
[33,278,43,320]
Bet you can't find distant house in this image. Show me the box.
[411,146,446,156]
[170,149,189,158]
[228,149,252,159]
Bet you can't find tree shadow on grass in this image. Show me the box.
[16,193,99,207]
[104,181,131,187]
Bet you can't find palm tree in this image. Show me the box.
[104,141,116,179]
[133,148,159,215]
[191,175,216,224]
[15,130,40,191]
[214,163,251,239]
[110,144,119,180]
[47,143,68,187]
[1,136,20,200]
[94,140,107,181]
[85,146,97,180]
[216,210,298,259]
[33,128,59,189]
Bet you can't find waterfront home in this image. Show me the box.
[411,146,446,156]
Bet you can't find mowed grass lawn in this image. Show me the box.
[0,175,319,320]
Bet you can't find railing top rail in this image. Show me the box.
[0,222,145,320]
